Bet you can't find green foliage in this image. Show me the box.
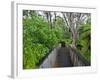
[54,16,72,45]
[54,16,65,28]
[23,10,91,68]
[76,23,91,61]
[23,12,63,69]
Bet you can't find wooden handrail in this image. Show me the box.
[69,46,90,66]
[39,44,90,68]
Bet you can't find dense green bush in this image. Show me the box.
[23,13,63,69]
[76,23,91,61]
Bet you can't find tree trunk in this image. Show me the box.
[49,12,52,28]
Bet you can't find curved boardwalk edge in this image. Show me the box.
[39,45,90,68]
[39,45,60,68]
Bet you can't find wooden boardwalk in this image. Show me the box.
[39,45,90,68]
[54,47,73,67]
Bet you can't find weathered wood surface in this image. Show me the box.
[69,46,90,66]
[39,45,90,68]
[54,46,73,67]
[39,45,60,68]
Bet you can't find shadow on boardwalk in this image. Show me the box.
[54,47,73,67]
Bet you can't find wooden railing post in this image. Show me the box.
[69,46,90,66]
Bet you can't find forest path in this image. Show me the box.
[54,46,73,67]
[39,44,90,68]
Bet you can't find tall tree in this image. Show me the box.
[43,11,52,28]
[54,12,57,28]
[62,12,90,48]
